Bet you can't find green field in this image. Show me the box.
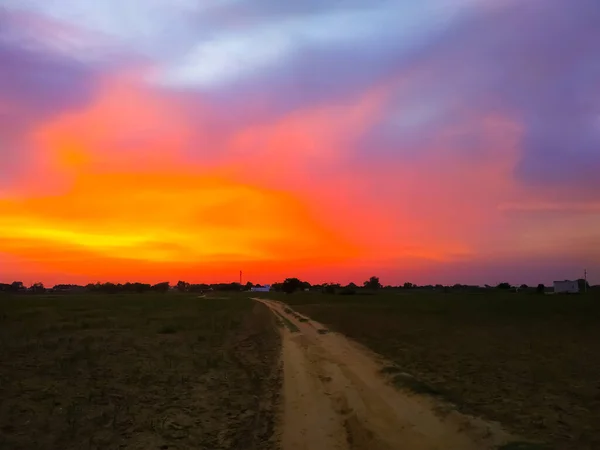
[0,294,281,450]
[262,290,600,450]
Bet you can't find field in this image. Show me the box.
[2,289,599,450]
[262,290,600,450]
[0,294,281,450]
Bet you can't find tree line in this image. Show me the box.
[0,277,592,295]
[0,281,247,294]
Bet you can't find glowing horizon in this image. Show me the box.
[1,0,599,286]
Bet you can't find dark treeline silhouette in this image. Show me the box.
[0,278,595,295]
[84,281,245,294]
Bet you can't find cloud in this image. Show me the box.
[498,202,600,215]
[0,36,100,186]
[1,0,599,284]
[405,0,600,193]
[151,1,488,89]
[0,72,366,283]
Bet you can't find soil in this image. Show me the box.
[283,292,600,450]
[0,295,281,450]
[256,298,525,450]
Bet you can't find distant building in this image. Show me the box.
[553,280,579,294]
[251,285,271,292]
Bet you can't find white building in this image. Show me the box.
[553,280,579,294]
[251,285,271,292]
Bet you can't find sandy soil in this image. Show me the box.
[256,298,519,450]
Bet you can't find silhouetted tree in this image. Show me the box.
[536,283,545,294]
[403,282,414,289]
[30,282,45,294]
[497,282,511,290]
[11,281,24,292]
[176,281,190,292]
[270,282,283,292]
[211,282,241,291]
[282,278,302,294]
[519,284,529,290]
[151,282,170,293]
[299,281,311,291]
[363,276,381,290]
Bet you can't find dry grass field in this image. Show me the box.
[0,294,281,450]
[263,290,600,450]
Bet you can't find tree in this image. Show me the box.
[403,282,414,289]
[245,281,254,291]
[11,281,24,292]
[497,282,511,290]
[30,282,45,294]
[519,284,529,290]
[282,278,302,294]
[363,276,381,290]
[299,281,311,291]
[536,283,545,294]
[176,281,190,292]
[151,282,170,293]
[270,282,283,292]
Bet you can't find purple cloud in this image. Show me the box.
[0,40,99,184]
[346,0,600,196]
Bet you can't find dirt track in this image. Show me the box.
[255,298,518,450]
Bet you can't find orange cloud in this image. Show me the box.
[7,70,581,286]
[0,73,373,282]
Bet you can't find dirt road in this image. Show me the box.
[255,298,520,450]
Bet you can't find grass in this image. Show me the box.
[0,293,281,450]
[267,290,600,450]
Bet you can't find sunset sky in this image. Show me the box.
[1,0,599,286]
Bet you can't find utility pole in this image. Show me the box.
[240,270,243,286]
[584,269,587,294]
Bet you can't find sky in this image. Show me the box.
[1,0,599,286]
